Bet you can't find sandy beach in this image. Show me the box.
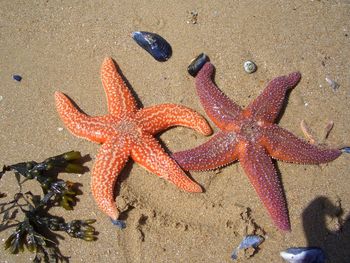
[1,1,350,262]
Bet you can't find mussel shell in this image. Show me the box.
[187,53,209,77]
[280,247,326,263]
[131,31,172,62]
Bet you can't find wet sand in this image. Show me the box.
[1,1,350,262]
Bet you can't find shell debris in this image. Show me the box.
[231,235,264,260]
[280,247,326,263]
[325,77,339,92]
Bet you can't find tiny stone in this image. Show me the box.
[0,95,3,102]
[58,127,64,131]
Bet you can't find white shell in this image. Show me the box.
[243,61,257,74]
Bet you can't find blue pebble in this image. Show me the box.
[13,75,22,82]
[111,219,126,229]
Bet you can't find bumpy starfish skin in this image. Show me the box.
[55,57,212,221]
[173,62,342,231]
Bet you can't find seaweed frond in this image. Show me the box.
[0,151,97,263]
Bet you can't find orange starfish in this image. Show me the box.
[55,57,212,222]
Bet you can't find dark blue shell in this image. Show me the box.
[187,53,209,77]
[132,31,172,62]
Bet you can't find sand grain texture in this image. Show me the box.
[1,1,350,262]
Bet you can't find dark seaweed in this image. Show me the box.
[0,151,98,263]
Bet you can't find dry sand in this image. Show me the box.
[1,1,350,262]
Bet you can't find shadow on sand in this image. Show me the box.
[302,196,350,262]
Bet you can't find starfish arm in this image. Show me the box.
[131,134,202,193]
[91,136,131,221]
[100,57,138,118]
[239,142,290,231]
[136,104,212,135]
[261,124,342,164]
[172,131,239,171]
[244,72,301,123]
[55,91,109,143]
[195,62,243,130]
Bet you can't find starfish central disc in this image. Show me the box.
[116,119,142,140]
[236,119,265,143]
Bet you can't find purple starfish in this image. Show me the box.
[173,62,341,231]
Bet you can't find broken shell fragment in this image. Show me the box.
[325,77,339,91]
[231,235,264,260]
[187,53,209,77]
[243,60,257,74]
[131,31,172,62]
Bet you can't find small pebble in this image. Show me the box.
[57,127,64,132]
[0,95,3,102]
[243,61,257,74]
[13,75,22,82]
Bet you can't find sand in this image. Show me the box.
[1,0,350,262]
